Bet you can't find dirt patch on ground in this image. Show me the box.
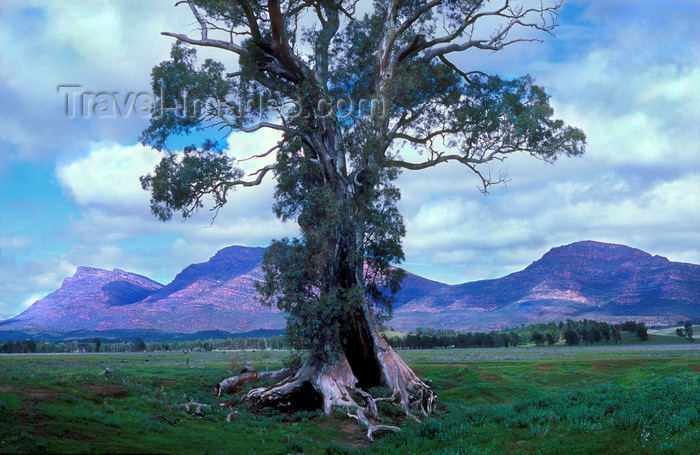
[534,361,565,374]
[152,378,179,386]
[84,384,128,398]
[0,385,16,392]
[480,373,505,383]
[17,401,40,424]
[32,425,89,442]
[25,389,61,399]
[587,359,643,372]
[689,364,700,372]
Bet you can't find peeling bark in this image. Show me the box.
[217,364,293,397]
[257,368,292,383]
[216,361,259,397]
[217,371,259,397]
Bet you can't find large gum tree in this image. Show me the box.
[140,0,585,432]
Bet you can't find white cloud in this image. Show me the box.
[56,136,293,240]
[0,1,219,159]
[0,255,78,319]
[57,142,161,213]
[27,259,77,290]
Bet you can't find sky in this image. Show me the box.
[0,0,699,320]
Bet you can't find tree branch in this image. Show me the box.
[268,0,306,82]
[236,0,274,54]
[160,32,248,55]
[384,153,485,171]
[230,164,276,188]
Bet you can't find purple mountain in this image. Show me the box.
[1,241,698,335]
[0,267,164,333]
[391,241,700,330]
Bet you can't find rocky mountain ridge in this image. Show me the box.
[1,241,697,336]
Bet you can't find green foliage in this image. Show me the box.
[140,42,232,151]
[684,322,694,343]
[635,322,649,341]
[531,331,545,347]
[140,147,242,221]
[133,337,147,352]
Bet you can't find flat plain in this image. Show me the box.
[1,343,698,454]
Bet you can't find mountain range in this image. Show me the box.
[1,241,698,339]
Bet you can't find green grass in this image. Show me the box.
[1,346,698,454]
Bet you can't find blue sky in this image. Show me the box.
[1,0,699,320]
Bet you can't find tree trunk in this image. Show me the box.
[243,146,434,424]
[246,298,434,419]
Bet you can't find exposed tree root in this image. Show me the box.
[242,345,435,439]
[347,408,400,441]
[375,345,435,417]
[218,307,435,440]
[247,355,356,414]
[217,361,292,397]
[257,367,292,382]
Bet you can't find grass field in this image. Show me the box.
[1,343,698,454]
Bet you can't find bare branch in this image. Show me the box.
[233,163,276,187]
[384,153,486,171]
[238,144,281,162]
[187,0,208,40]
[161,31,248,55]
[438,55,487,84]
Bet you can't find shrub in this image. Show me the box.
[377,400,405,418]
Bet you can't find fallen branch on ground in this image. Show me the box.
[216,361,292,396]
[182,401,210,417]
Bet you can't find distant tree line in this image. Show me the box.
[0,335,291,354]
[387,319,656,350]
[2,320,690,354]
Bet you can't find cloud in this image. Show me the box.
[0,1,202,160]
[0,255,77,319]
[57,142,161,214]
[0,235,30,251]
